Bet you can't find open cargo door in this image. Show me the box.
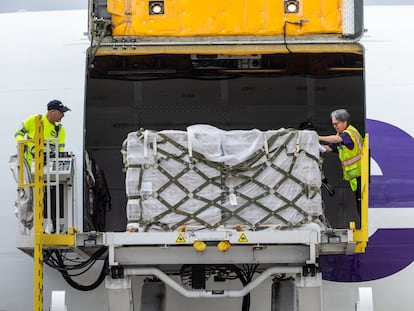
[85,44,365,232]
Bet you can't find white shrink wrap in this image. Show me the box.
[121,125,322,231]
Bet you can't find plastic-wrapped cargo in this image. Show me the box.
[121,125,322,231]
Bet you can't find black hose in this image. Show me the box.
[233,265,255,311]
[43,246,109,291]
[60,256,108,291]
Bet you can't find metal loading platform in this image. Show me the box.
[15,94,369,311]
[68,227,357,268]
[66,228,355,311]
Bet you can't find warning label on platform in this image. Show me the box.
[176,234,186,243]
[238,233,248,243]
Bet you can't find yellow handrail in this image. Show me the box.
[17,139,38,188]
[353,133,369,253]
[16,116,75,311]
[33,115,45,311]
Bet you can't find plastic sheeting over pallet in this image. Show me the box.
[121,125,322,231]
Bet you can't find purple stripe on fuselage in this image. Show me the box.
[321,120,414,282]
[320,229,414,282]
[367,119,414,207]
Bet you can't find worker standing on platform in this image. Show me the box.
[318,109,363,216]
[14,99,70,165]
[11,99,70,230]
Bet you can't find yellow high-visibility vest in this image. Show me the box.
[15,114,66,164]
[337,124,363,182]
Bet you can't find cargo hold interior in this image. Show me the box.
[84,50,365,232]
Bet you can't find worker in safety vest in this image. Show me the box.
[318,109,363,216]
[14,99,71,166]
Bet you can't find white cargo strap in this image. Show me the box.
[143,130,149,159]
[153,136,158,159]
[295,134,301,153]
[263,134,269,157]
[187,132,193,158]
[84,151,96,186]
[142,131,159,160]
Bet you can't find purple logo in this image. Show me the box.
[368,119,414,208]
[321,119,414,282]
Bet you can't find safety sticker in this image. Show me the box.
[238,233,248,243]
[176,233,186,243]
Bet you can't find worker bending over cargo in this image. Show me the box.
[318,109,363,216]
[14,99,70,165]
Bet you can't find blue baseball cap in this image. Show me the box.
[47,100,71,112]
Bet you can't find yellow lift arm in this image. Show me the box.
[17,116,75,311]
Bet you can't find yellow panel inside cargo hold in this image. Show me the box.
[107,0,343,37]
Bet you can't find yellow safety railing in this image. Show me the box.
[17,116,75,311]
[352,133,369,253]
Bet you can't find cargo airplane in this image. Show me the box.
[0,1,414,310]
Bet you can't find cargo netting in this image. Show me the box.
[121,125,323,231]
